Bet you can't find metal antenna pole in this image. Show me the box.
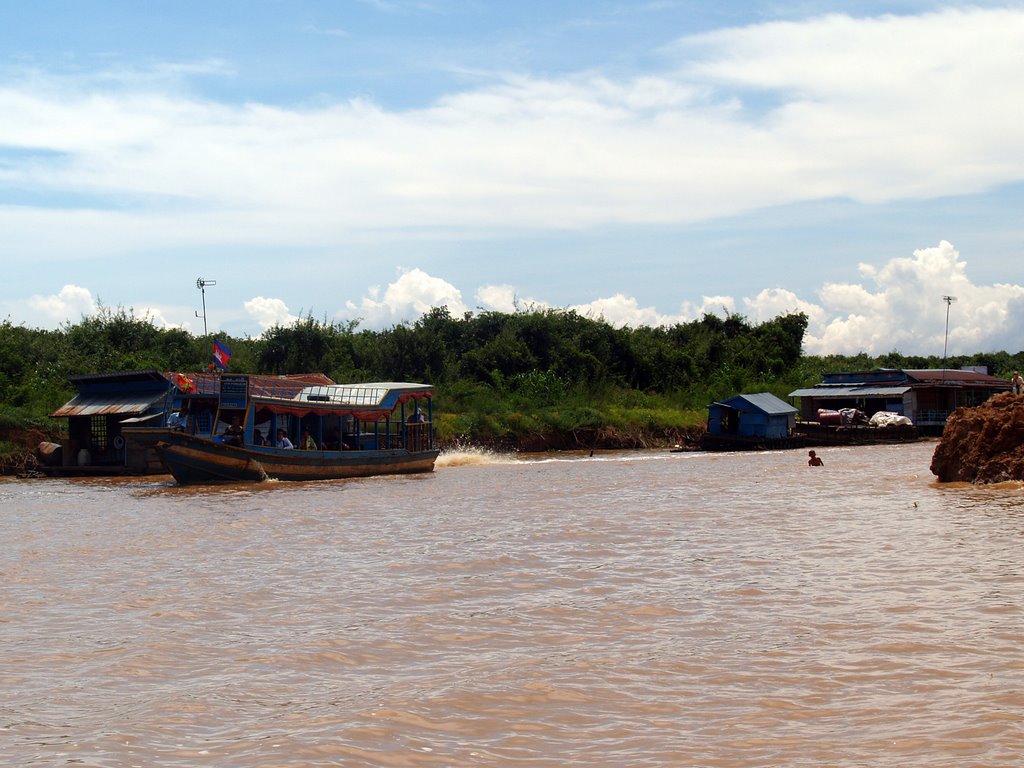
[941,295,956,366]
[196,277,217,336]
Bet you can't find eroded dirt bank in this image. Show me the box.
[930,391,1024,483]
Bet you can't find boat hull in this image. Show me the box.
[152,431,438,484]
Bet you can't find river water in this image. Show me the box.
[2,441,1021,767]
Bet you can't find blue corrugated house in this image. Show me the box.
[702,392,799,451]
[46,369,173,474]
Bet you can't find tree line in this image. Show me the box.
[2,305,1021,447]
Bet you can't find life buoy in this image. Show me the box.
[113,435,126,450]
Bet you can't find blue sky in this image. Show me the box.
[2,1,1024,355]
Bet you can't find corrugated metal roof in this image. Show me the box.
[51,392,165,418]
[52,370,341,417]
[789,386,911,398]
[715,392,797,415]
[68,369,167,385]
[169,372,335,397]
[904,369,1008,385]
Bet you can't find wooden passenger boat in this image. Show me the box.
[125,375,437,484]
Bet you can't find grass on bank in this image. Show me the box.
[432,382,709,447]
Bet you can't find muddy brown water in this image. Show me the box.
[2,441,1021,766]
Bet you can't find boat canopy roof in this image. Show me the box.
[253,381,433,420]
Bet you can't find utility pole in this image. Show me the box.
[196,277,216,336]
[942,295,957,385]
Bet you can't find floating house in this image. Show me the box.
[701,392,800,451]
[45,370,173,474]
[788,368,1010,435]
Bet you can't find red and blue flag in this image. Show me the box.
[212,339,232,370]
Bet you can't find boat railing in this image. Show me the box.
[369,421,433,451]
[404,422,432,452]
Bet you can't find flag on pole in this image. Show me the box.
[212,339,232,370]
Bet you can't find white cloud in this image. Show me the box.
[475,284,518,313]
[475,284,549,314]
[6,286,184,330]
[336,241,1024,356]
[743,288,827,327]
[679,295,736,321]
[803,241,1024,355]
[1,7,1023,262]
[27,285,97,324]
[570,293,677,327]
[131,306,182,329]
[245,296,299,330]
[342,268,469,326]
[9,242,1024,357]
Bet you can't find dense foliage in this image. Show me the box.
[2,305,1021,448]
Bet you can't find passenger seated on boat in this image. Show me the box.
[223,416,244,446]
[276,429,294,449]
[167,410,188,431]
[324,427,341,450]
[408,409,426,423]
[252,428,267,447]
[300,428,318,450]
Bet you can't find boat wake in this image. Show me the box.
[436,446,516,467]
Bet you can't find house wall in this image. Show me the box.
[737,411,768,438]
[706,405,736,435]
[736,411,793,439]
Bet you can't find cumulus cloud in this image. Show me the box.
[9,285,183,330]
[743,288,827,328]
[130,306,182,329]
[804,241,1024,355]
[342,268,470,327]
[27,285,97,324]
[10,242,1024,357]
[475,284,549,314]
[570,294,678,327]
[334,241,1024,356]
[475,284,519,313]
[245,296,299,330]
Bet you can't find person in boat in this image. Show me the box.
[300,428,318,450]
[167,400,190,431]
[408,408,427,423]
[276,429,294,449]
[1012,371,1023,395]
[223,416,244,446]
[807,450,823,467]
[252,428,267,447]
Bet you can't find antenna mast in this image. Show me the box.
[942,295,957,372]
[196,277,217,336]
